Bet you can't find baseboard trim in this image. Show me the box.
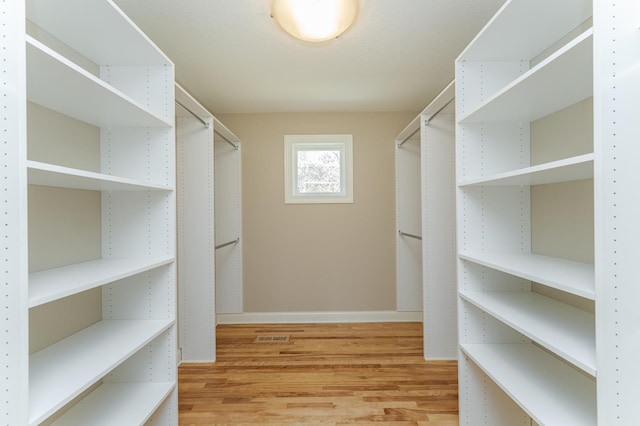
[216,311,422,324]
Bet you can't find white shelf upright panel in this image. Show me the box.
[2,0,29,424]
[176,83,242,361]
[593,0,640,422]
[176,84,217,363]
[395,81,457,360]
[420,82,457,360]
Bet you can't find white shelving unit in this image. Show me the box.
[395,82,457,359]
[176,83,242,362]
[5,0,179,423]
[457,0,640,423]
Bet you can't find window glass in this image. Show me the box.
[284,135,353,204]
[296,149,341,194]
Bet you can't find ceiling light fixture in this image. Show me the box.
[271,0,359,43]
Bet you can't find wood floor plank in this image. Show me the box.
[179,322,458,425]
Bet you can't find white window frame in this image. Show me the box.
[284,134,353,204]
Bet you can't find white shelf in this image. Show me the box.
[458,0,592,62]
[27,161,173,191]
[51,382,175,426]
[460,290,595,375]
[29,257,174,307]
[461,343,596,426]
[458,153,593,187]
[459,251,594,299]
[26,37,171,128]
[459,29,593,123]
[26,0,170,66]
[29,319,173,426]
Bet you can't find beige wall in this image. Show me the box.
[217,112,416,312]
[530,97,594,312]
[27,102,103,353]
[531,97,594,264]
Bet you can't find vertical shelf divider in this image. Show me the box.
[2,1,29,424]
[176,84,217,363]
[176,83,242,362]
[593,0,640,422]
[395,81,457,360]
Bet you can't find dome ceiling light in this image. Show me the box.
[270,0,359,43]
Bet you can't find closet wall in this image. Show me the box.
[28,103,102,354]
[531,98,594,312]
[217,112,416,320]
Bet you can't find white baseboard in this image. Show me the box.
[216,310,422,324]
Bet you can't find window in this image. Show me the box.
[284,134,353,204]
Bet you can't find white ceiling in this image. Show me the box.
[114,0,506,114]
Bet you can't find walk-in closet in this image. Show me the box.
[4,0,639,424]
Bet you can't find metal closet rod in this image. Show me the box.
[175,100,239,151]
[397,97,455,148]
[425,97,455,126]
[175,99,209,128]
[214,129,239,151]
[215,237,240,250]
[397,127,420,148]
[398,230,422,241]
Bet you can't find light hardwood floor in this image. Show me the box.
[179,322,458,425]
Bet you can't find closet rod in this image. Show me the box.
[215,238,239,250]
[397,127,419,148]
[424,97,455,126]
[214,129,240,151]
[175,99,210,128]
[397,97,454,148]
[175,100,239,150]
[398,230,422,241]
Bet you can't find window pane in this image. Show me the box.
[284,134,352,204]
[296,150,341,194]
